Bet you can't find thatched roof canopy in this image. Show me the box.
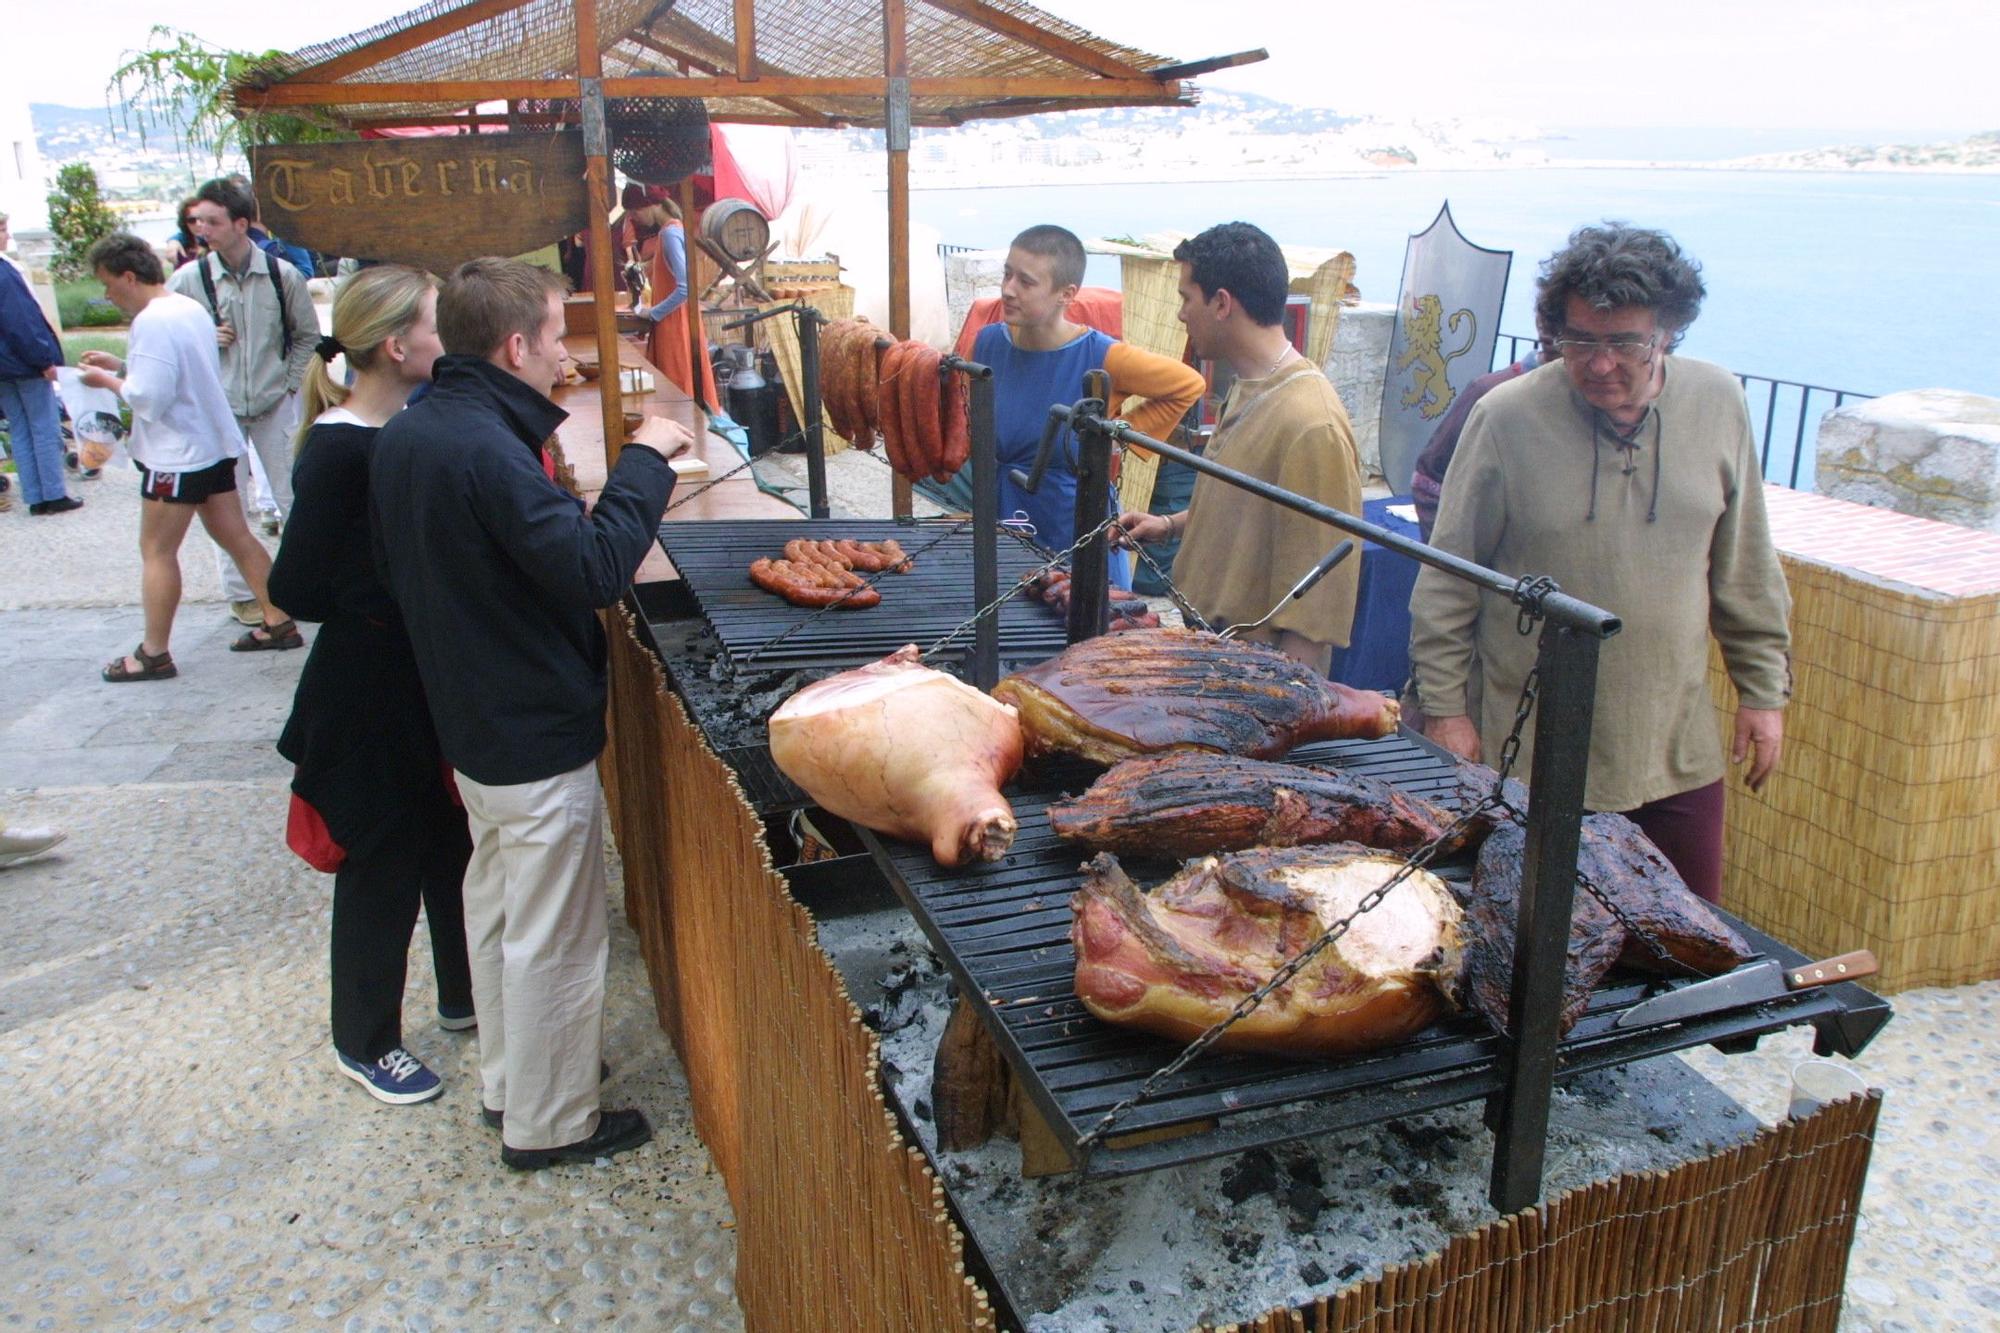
[231,0,1262,129]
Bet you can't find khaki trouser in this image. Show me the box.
[454,759,609,1151]
[213,398,298,602]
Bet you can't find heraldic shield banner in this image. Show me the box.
[1377,203,1511,497]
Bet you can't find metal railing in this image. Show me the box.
[1494,332,1873,490]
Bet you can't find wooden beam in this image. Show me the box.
[240,78,580,107]
[576,3,627,467]
[282,0,528,86]
[242,74,1187,108]
[918,0,1148,79]
[733,0,758,81]
[347,113,517,130]
[619,33,836,127]
[885,0,912,519]
[1146,48,1268,81]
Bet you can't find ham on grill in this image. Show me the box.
[1047,751,1450,859]
[993,628,1400,766]
[1072,845,1464,1059]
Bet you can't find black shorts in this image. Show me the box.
[136,456,238,505]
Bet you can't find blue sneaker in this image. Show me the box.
[438,1003,477,1032]
[336,1047,443,1105]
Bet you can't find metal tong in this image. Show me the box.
[1216,539,1357,640]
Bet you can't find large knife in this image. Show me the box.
[1615,950,1878,1029]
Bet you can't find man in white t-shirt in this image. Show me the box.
[78,233,304,682]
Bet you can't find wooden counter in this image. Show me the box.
[553,331,798,583]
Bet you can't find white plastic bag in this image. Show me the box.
[52,368,129,471]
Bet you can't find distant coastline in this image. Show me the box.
[897,156,2000,194]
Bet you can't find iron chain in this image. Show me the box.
[1080,567,1555,1153]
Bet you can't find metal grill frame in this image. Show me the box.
[858,733,1891,1179]
[655,518,1070,671]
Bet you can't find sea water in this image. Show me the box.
[907,168,2000,401]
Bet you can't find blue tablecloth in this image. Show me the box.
[1329,496,1421,692]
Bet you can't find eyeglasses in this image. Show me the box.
[1554,332,1661,365]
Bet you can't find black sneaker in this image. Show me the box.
[501,1108,651,1170]
[31,496,83,516]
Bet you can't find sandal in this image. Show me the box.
[232,618,304,652]
[103,644,177,683]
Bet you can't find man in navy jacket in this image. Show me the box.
[0,211,79,515]
[371,257,692,1170]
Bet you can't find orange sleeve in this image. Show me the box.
[1103,340,1206,457]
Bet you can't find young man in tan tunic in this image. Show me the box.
[1116,222,1363,672]
[1408,224,1792,902]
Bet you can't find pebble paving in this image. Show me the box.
[3,452,1993,1330]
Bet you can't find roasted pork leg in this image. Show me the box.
[1071,845,1463,1060]
[994,628,1400,766]
[1047,751,1448,860]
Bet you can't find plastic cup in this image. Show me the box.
[1787,1058,1869,1119]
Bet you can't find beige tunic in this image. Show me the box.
[1408,357,1792,811]
[1175,362,1364,652]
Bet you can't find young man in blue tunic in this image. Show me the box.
[969,225,1203,580]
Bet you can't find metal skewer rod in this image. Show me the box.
[1073,412,1620,638]
[1216,539,1356,640]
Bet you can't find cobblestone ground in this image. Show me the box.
[0,471,741,1330]
[4,454,1994,1331]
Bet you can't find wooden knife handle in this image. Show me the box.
[1786,950,1878,989]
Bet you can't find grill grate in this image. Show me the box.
[861,732,1891,1178]
[656,519,1070,670]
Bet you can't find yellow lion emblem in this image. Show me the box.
[1395,294,1479,420]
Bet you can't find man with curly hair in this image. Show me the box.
[1408,223,1792,903]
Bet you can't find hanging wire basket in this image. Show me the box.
[608,80,711,185]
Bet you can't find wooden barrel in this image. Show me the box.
[703,198,770,263]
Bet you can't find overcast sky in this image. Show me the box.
[5,0,1994,133]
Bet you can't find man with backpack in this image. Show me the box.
[169,177,318,631]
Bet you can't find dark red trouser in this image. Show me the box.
[1619,778,1727,904]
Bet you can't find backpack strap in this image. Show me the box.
[198,252,293,360]
[196,256,224,327]
[270,261,293,361]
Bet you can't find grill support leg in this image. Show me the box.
[1488,624,1601,1212]
[1068,402,1113,643]
[969,371,1001,689]
[797,313,830,520]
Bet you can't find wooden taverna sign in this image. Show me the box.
[250,132,588,274]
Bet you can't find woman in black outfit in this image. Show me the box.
[270,265,473,1106]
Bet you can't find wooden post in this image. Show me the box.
[884,0,914,518]
[680,176,708,413]
[575,2,625,463]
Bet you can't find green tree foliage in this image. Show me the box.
[45,165,120,281]
[108,26,351,179]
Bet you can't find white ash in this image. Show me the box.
[819,905,1765,1332]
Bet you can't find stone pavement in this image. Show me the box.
[0,468,741,1330]
[3,453,1996,1331]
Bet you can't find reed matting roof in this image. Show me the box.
[232,0,1253,129]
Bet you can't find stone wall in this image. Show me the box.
[942,249,1003,347]
[1324,301,1396,482]
[1815,389,2000,533]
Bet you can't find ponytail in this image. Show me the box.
[292,265,438,453]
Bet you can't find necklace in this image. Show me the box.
[1260,342,1294,379]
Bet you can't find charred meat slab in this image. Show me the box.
[993,628,1400,766]
[1578,812,1754,976]
[1072,845,1463,1059]
[1458,821,1625,1039]
[1047,751,1450,860]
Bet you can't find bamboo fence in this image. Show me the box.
[598,604,1881,1331]
[1706,491,2000,992]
